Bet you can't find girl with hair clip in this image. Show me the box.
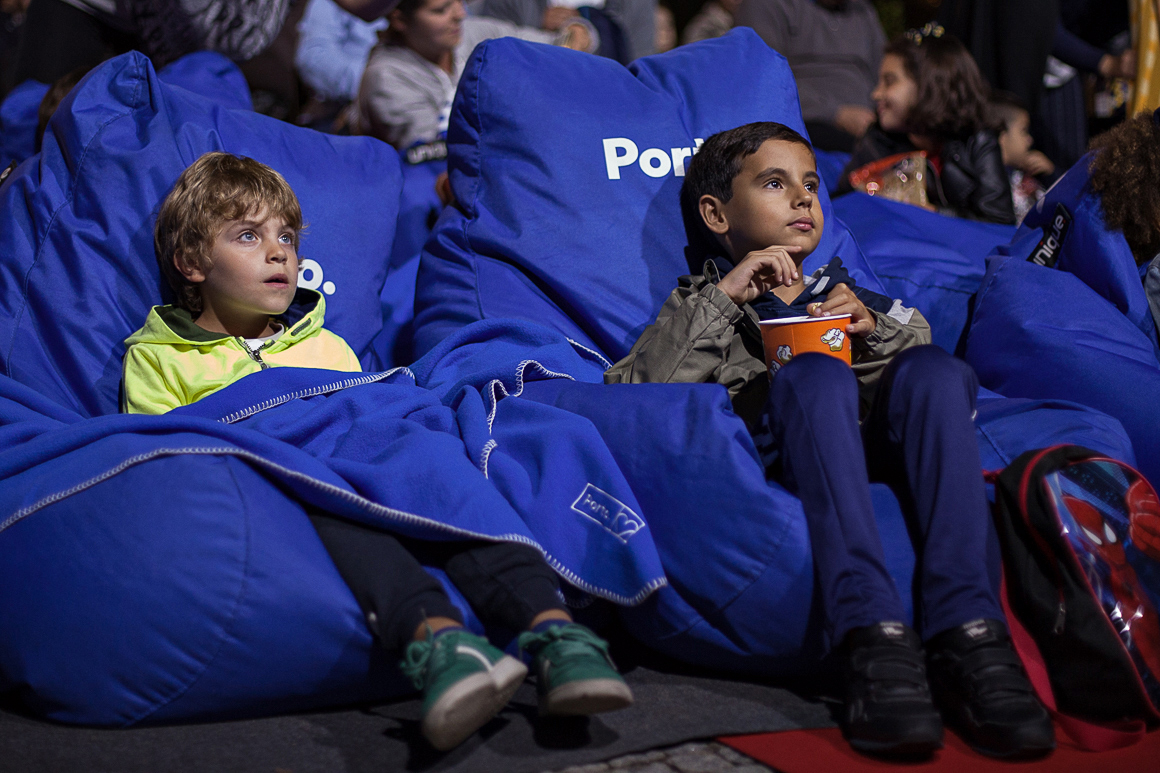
[836,24,1015,225]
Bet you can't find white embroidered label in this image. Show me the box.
[570,484,645,543]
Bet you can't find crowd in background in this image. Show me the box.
[0,0,1155,227]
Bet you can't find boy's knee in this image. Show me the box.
[773,352,858,403]
[888,345,977,396]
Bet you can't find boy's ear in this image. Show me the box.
[174,251,206,284]
[699,194,730,236]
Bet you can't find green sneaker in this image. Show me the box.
[401,628,527,751]
[518,623,634,716]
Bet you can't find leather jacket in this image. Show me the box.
[836,124,1016,225]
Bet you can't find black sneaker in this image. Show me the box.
[927,618,1055,759]
[840,621,944,757]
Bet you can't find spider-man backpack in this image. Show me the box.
[992,445,1160,750]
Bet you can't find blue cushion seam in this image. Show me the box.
[975,420,1010,468]
[468,45,486,323]
[4,109,136,381]
[874,273,978,295]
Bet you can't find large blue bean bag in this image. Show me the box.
[0,52,434,725]
[410,30,1138,670]
[965,160,1160,484]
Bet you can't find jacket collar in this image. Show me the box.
[126,288,327,347]
[704,256,856,320]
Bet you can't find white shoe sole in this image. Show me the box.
[542,678,634,716]
[423,656,528,751]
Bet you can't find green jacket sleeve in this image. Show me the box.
[603,276,766,397]
[121,345,186,415]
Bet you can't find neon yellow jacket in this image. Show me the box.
[122,289,361,414]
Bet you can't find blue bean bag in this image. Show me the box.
[833,193,1015,352]
[415,30,885,361]
[965,160,1160,484]
[410,30,1138,670]
[0,52,252,172]
[0,52,428,725]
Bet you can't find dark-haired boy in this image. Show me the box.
[606,123,1053,759]
[123,151,633,751]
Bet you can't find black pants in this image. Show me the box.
[14,0,136,86]
[309,513,566,653]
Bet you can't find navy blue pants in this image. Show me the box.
[767,346,1002,646]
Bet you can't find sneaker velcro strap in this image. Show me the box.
[955,646,1024,675]
[861,659,925,680]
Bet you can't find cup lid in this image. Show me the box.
[758,313,853,326]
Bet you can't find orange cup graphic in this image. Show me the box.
[759,314,852,376]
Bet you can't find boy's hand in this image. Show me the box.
[717,246,802,307]
[808,283,876,337]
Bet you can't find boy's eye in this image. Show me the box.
[805,181,817,192]
[239,231,256,241]
[279,233,294,244]
[765,179,782,189]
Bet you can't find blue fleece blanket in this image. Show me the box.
[1,331,663,608]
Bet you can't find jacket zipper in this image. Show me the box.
[239,338,270,370]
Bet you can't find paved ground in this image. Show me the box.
[552,741,776,773]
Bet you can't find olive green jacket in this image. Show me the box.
[604,267,931,425]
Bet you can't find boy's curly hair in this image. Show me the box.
[1089,112,1160,266]
[154,152,303,315]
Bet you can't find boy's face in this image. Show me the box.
[998,109,1033,168]
[702,139,824,262]
[179,209,299,328]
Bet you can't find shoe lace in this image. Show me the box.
[401,637,441,691]
[518,624,611,663]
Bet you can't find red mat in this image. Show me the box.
[720,725,1160,773]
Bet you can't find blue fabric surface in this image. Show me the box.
[413,29,885,362]
[814,148,849,195]
[0,79,48,169]
[834,193,1016,352]
[372,154,446,368]
[965,159,1160,484]
[967,253,1159,483]
[0,52,252,171]
[0,52,400,419]
[1015,156,1158,349]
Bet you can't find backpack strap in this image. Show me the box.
[1000,572,1148,751]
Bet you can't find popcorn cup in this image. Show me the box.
[759,314,852,376]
